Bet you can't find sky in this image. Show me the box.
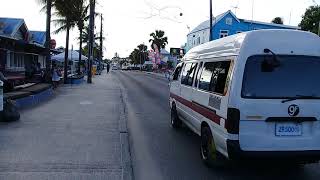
[0,0,317,59]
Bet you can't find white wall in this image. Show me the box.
[186,29,210,51]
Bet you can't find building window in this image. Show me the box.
[38,55,46,68]
[226,18,233,25]
[197,37,201,44]
[6,51,25,71]
[219,30,229,38]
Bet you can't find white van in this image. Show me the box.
[169,29,320,166]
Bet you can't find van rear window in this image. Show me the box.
[242,55,320,99]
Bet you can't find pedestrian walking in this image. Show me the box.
[52,65,61,89]
[107,63,110,73]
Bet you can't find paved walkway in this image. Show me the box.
[0,72,132,180]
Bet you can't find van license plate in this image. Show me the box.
[275,123,302,136]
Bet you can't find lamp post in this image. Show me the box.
[209,0,213,41]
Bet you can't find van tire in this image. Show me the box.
[170,105,181,129]
[201,126,226,168]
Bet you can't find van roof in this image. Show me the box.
[183,29,320,61]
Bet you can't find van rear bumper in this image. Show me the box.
[227,140,320,163]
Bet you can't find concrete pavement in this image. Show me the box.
[0,72,132,180]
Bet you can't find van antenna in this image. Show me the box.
[251,0,254,30]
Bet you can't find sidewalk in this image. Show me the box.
[0,72,132,180]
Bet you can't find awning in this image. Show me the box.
[51,50,88,62]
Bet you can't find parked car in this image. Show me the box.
[169,29,320,167]
[112,66,118,70]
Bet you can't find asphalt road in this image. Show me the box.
[114,70,320,180]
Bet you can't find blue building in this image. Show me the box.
[0,17,47,88]
[186,10,299,51]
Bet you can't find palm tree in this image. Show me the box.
[149,30,168,51]
[129,44,148,65]
[74,0,89,74]
[37,0,55,71]
[78,25,104,46]
[52,0,78,83]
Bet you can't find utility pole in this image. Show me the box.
[87,0,95,83]
[209,0,213,41]
[77,0,83,75]
[45,0,52,71]
[318,21,320,36]
[99,14,103,74]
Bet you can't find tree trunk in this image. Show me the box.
[64,24,70,84]
[45,0,52,72]
[78,26,83,75]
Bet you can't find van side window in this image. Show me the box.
[199,61,231,94]
[172,63,183,81]
[181,63,198,86]
[211,61,231,94]
[199,62,215,91]
[194,62,203,87]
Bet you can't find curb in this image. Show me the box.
[14,88,54,109]
[116,75,134,180]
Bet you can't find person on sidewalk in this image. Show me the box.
[107,63,110,73]
[52,65,60,89]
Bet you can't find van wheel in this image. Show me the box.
[201,126,226,168]
[171,105,181,129]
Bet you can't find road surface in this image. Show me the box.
[115,70,320,180]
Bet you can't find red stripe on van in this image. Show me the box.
[170,93,221,125]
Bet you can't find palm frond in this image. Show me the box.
[53,25,68,34]
[52,18,67,27]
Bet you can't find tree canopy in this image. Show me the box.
[129,44,148,65]
[299,5,320,34]
[149,30,168,51]
[271,17,283,24]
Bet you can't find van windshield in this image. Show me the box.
[242,55,320,99]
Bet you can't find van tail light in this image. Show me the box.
[225,108,240,134]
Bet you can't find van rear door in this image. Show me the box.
[239,55,320,151]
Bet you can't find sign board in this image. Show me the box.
[170,48,180,56]
[170,48,186,58]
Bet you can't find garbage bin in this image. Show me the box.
[0,80,3,112]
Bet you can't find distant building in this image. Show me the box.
[186,10,299,51]
[0,17,46,81]
[160,49,170,63]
